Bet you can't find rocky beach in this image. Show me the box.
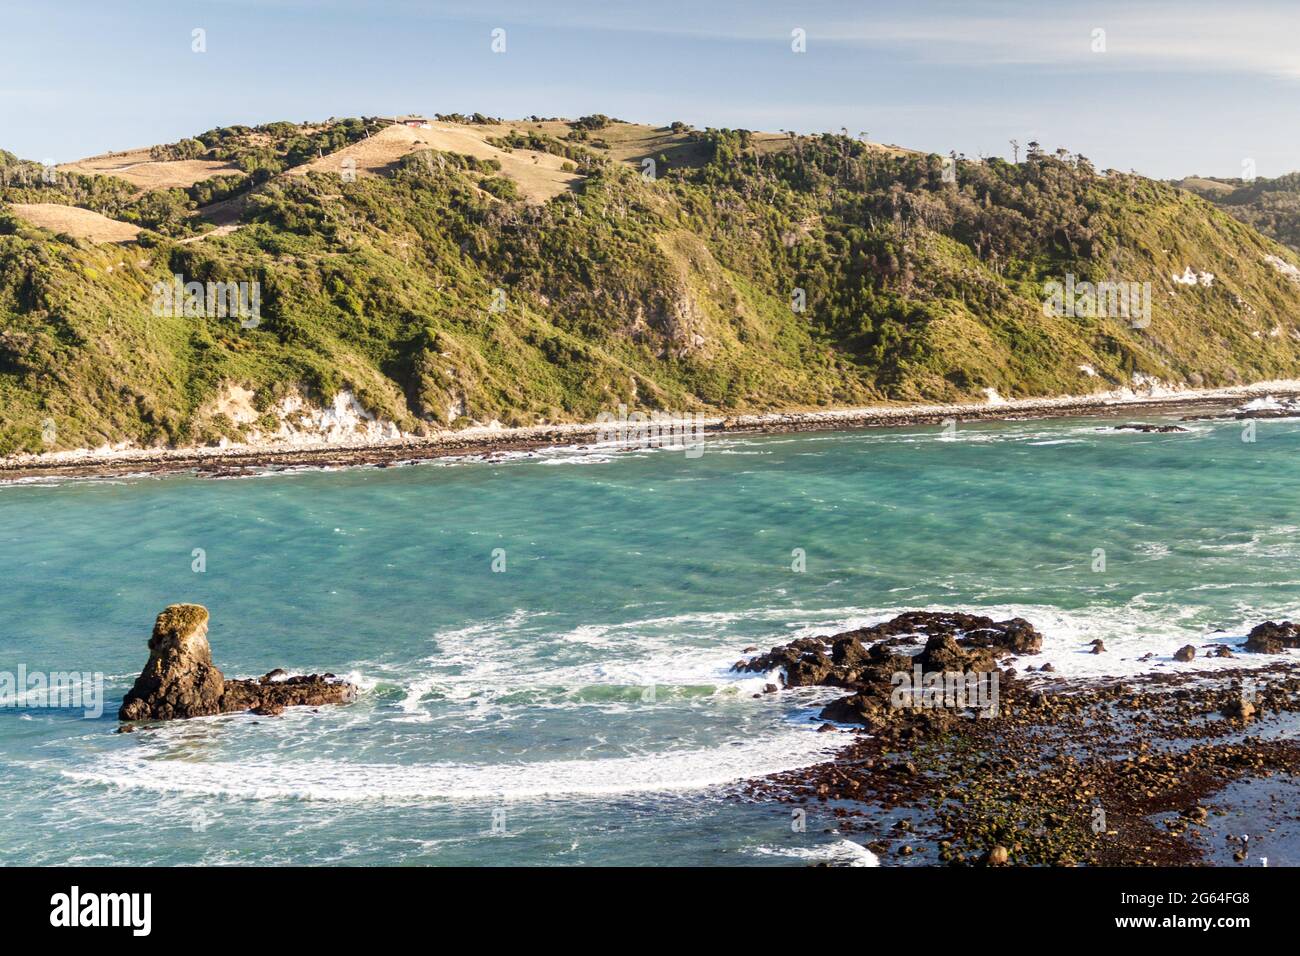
[4,408,1300,867]
[738,612,1300,865]
[4,380,1300,483]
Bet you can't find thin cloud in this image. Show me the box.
[823,8,1300,80]
[351,0,1300,81]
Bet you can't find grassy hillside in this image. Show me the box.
[3,119,1300,454]
[1178,172,1300,253]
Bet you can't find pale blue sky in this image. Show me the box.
[3,0,1299,177]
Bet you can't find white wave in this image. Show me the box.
[1241,396,1294,412]
[1196,525,1300,557]
[1135,542,1171,559]
[59,728,839,803]
[382,598,1297,704]
[746,838,880,867]
[536,453,618,466]
[387,597,1295,706]
[778,602,1294,682]
[368,605,809,721]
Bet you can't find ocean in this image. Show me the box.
[1,412,1297,865]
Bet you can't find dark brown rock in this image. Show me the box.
[118,604,357,721]
[858,611,1043,656]
[737,637,833,687]
[1243,621,1300,654]
[1109,423,1188,433]
[1221,698,1256,722]
[917,634,997,673]
[735,612,1040,680]
[735,611,1040,728]
[830,634,869,669]
[1173,645,1196,662]
[819,692,890,729]
[119,604,226,721]
[960,616,1044,655]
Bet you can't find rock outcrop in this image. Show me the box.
[1108,423,1189,433]
[119,604,357,721]
[1220,698,1256,722]
[734,611,1042,729]
[118,605,225,720]
[1242,621,1300,654]
[737,611,1040,687]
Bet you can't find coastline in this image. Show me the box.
[9,378,1300,867]
[4,378,1300,483]
[736,615,1300,866]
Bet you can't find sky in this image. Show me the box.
[2,0,1299,178]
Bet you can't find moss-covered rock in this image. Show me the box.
[118,603,356,721]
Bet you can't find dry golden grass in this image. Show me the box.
[59,148,240,189]
[1177,176,1238,197]
[501,119,917,169]
[10,203,141,243]
[289,122,581,202]
[177,224,240,245]
[56,121,916,206]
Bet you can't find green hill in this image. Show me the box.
[3,118,1300,454]
[1177,172,1300,253]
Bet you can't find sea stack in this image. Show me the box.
[118,604,356,721]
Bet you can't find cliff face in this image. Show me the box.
[5,118,1300,455]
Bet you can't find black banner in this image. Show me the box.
[2,865,1273,939]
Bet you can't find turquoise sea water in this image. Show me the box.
[1,412,1298,866]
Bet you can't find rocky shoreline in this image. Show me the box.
[736,612,1300,866]
[5,380,1300,483]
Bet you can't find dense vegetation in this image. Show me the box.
[0,151,235,237]
[485,131,596,170]
[1179,173,1300,253]
[152,117,389,176]
[2,117,1300,454]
